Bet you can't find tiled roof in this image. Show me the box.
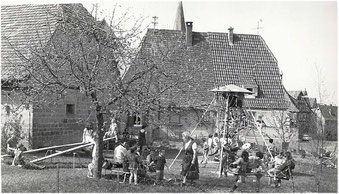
[318,104,337,121]
[287,91,303,100]
[285,90,312,112]
[125,29,215,108]
[208,32,287,109]
[1,4,60,80]
[1,4,91,81]
[126,28,288,110]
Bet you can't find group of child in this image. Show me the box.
[226,141,296,192]
[100,138,169,185]
[199,134,296,192]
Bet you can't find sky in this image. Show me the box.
[1,0,338,105]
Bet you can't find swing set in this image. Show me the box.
[168,84,296,191]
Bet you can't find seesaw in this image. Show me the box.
[29,137,114,163]
[1,141,87,158]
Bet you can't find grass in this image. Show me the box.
[1,147,337,193]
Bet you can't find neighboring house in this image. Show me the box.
[285,90,313,139]
[315,104,337,141]
[123,2,292,144]
[1,4,102,148]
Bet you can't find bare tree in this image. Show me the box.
[2,3,206,179]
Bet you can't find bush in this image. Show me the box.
[1,113,24,152]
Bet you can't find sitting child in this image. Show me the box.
[247,152,267,192]
[146,149,156,172]
[267,152,286,185]
[12,143,45,170]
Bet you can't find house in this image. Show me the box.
[315,104,337,141]
[123,2,294,145]
[285,90,313,139]
[1,4,106,148]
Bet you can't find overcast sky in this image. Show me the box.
[2,0,338,105]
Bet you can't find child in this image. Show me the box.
[146,149,156,172]
[128,147,141,185]
[247,152,267,192]
[267,152,286,185]
[230,150,249,192]
[200,138,209,167]
[12,143,45,170]
[151,149,168,185]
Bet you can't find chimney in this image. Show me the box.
[228,27,234,45]
[186,21,193,47]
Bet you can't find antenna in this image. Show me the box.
[152,16,158,29]
[252,19,263,35]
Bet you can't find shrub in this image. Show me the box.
[1,112,24,152]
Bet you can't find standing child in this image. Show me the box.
[230,150,249,192]
[200,138,209,167]
[128,147,141,185]
[151,149,168,185]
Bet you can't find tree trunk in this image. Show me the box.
[93,106,104,179]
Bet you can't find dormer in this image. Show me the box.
[238,74,258,98]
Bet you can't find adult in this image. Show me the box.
[181,132,199,185]
[138,125,147,152]
[113,142,128,167]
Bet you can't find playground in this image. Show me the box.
[1,144,337,193]
[1,85,337,193]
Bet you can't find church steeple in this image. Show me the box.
[173,1,186,31]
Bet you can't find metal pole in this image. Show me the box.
[73,152,75,169]
[57,163,60,193]
[219,95,228,177]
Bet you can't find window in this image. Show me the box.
[133,113,142,126]
[66,104,75,115]
[244,87,258,99]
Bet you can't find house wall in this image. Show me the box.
[1,88,33,148]
[151,108,298,150]
[32,89,94,148]
[157,109,215,141]
[324,120,337,141]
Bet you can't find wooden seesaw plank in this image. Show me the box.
[1,142,87,158]
[29,137,114,163]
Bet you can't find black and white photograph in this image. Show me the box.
[1,0,337,193]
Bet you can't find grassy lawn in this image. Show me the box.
[1,147,337,193]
